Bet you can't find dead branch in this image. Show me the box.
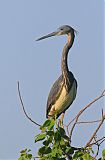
[95,145,100,158]
[68,90,105,141]
[17,81,41,127]
[92,136,105,158]
[89,136,105,146]
[99,138,105,145]
[67,90,105,127]
[76,119,101,124]
[85,111,105,147]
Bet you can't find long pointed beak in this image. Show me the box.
[36,31,59,41]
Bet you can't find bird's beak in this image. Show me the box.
[36,30,60,41]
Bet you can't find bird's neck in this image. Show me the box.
[61,32,75,92]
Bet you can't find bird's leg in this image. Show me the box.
[59,112,65,128]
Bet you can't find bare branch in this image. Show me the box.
[76,119,101,124]
[101,89,105,96]
[95,144,100,158]
[17,81,41,127]
[68,90,105,127]
[92,136,105,158]
[89,136,105,146]
[99,138,105,145]
[85,113,105,147]
[68,90,105,141]
[93,137,105,158]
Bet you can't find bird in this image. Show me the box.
[36,25,77,124]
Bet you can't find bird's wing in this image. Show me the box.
[46,72,77,118]
[61,78,77,112]
[56,77,77,118]
[46,75,63,117]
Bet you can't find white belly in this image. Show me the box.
[49,81,77,116]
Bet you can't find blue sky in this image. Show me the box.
[0,0,104,159]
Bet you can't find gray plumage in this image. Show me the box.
[36,25,77,119]
[46,71,77,118]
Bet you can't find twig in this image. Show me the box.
[101,89,105,95]
[17,81,41,127]
[85,111,105,147]
[68,90,105,140]
[67,90,105,127]
[67,116,76,126]
[99,138,105,145]
[89,136,105,146]
[93,136,100,158]
[91,136,105,158]
[95,145,100,158]
[66,126,70,137]
[93,137,105,158]
[76,119,101,124]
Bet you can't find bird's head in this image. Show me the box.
[36,25,77,41]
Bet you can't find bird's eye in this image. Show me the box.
[60,28,63,30]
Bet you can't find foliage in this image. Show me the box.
[18,148,33,160]
[18,118,105,160]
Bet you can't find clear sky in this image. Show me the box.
[0,0,104,159]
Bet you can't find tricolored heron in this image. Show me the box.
[36,25,77,123]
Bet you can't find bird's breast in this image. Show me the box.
[49,81,77,116]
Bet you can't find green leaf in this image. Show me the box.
[62,134,70,140]
[60,138,66,148]
[73,150,83,158]
[57,148,63,156]
[102,149,105,158]
[18,158,23,160]
[46,130,54,136]
[51,148,57,157]
[58,127,66,136]
[44,147,52,154]
[82,153,93,160]
[27,149,31,152]
[43,139,51,146]
[48,118,55,130]
[27,154,32,159]
[38,146,44,155]
[64,141,71,147]
[43,119,51,127]
[20,153,26,156]
[35,133,46,142]
[20,148,27,154]
[54,131,61,141]
[39,157,48,160]
[51,147,62,158]
[40,125,46,132]
[43,135,53,146]
[65,147,74,155]
[18,157,27,160]
[38,146,51,155]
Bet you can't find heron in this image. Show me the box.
[36,25,77,124]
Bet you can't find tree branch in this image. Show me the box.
[85,111,105,147]
[17,81,41,127]
[68,90,105,141]
[89,136,105,146]
[76,119,101,124]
